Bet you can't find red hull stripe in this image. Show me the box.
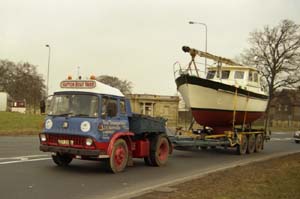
[191,108,263,127]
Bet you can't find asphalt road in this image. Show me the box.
[0,132,299,199]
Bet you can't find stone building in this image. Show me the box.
[269,89,300,128]
[126,94,180,127]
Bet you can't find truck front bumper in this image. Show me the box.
[40,145,107,157]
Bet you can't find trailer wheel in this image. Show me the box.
[106,138,128,173]
[237,135,248,155]
[52,153,73,166]
[255,134,264,152]
[247,134,255,154]
[149,134,170,167]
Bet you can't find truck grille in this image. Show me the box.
[45,134,95,149]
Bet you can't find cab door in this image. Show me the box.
[101,96,129,136]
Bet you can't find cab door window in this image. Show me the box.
[101,96,118,118]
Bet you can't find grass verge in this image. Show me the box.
[0,112,44,135]
[133,152,300,199]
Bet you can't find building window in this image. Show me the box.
[284,105,288,112]
[278,104,281,111]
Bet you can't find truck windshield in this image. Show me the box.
[48,94,99,117]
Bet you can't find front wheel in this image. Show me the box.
[106,139,128,173]
[149,134,170,167]
[52,153,73,166]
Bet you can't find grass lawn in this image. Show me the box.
[134,153,300,199]
[0,112,45,135]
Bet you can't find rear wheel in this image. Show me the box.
[52,153,73,166]
[247,134,255,154]
[106,139,128,173]
[255,134,264,152]
[149,134,170,167]
[237,135,248,155]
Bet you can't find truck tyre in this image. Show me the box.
[295,140,300,144]
[149,134,170,167]
[52,153,73,166]
[106,138,128,173]
[254,134,264,152]
[237,135,248,155]
[247,134,255,154]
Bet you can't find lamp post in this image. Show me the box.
[188,21,208,74]
[45,44,51,96]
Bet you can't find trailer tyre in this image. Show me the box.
[237,135,248,155]
[106,138,128,173]
[52,153,73,166]
[149,134,170,167]
[255,134,264,152]
[247,134,255,154]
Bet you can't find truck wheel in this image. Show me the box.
[295,140,299,144]
[149,134,170,167]
[255,134,264,152]
[106,139,128,173]
[247,134,255,154]
[52,153,73,166]
[237,135,248,155]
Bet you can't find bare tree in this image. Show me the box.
[96,75,133,95]
[241,19,300,130]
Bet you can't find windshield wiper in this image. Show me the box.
[51,112,74,117]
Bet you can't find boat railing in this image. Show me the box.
[173,61,206,79]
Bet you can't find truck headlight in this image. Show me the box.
[86,138,93,146]
[45,119,53,130]
[40,134,47,142]
[80,121,91,132]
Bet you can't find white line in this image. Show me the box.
[0,154,49,160]
[0,158,51,165]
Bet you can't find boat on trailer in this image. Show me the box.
[175,46,268,133]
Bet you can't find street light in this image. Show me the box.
[45,44,51,96]
[188,21,208,74]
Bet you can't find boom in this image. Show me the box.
[182,46,242,66]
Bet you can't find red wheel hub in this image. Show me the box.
[114,145,126,167]
[158,140,168,161]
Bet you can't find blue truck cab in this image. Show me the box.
[39,77,171,173]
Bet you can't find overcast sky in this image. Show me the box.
[1,0,299,95]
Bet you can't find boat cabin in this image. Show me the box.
[206,65,265,94]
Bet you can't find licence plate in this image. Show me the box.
[58,139,70,145]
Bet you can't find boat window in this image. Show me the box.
[234,71,244,79]
[248,72,253,81]
[221,71,230,79]
[206,71,216,79]
[253,73,258,82]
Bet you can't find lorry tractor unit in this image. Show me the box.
[39,76,172,173]
[39,45,270,172]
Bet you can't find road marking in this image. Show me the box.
[0,154,49,160]
[0,155,51,165]
[270,138,292,141]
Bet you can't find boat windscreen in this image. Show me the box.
[206,71,216,79]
